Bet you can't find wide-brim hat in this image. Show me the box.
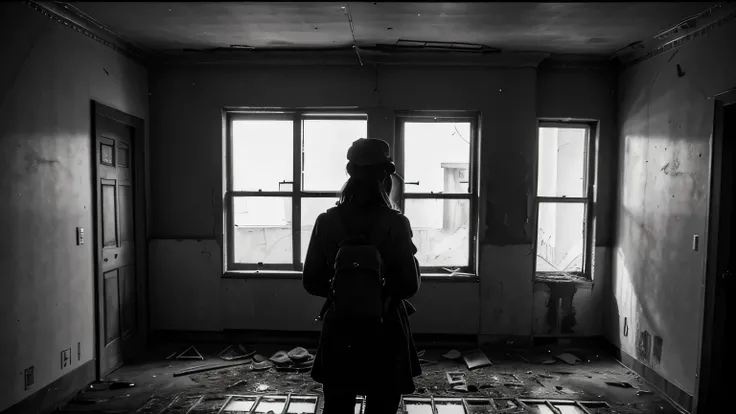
[347,138,396,173]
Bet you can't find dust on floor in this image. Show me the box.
[55,343,680,413]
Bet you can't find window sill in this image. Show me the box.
[223,270,302,280]
[534,273,593,288]
[222,270,479,282]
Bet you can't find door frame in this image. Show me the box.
[695,89,736,413]
[91,101,149,379]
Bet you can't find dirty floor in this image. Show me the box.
[55,342,680,413]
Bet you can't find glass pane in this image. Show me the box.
[303,119,367,191]
[232,119,293,191]
[536,202,586,273]
[405,401,434,414]
[222,396,257,412]
[435,402,465,414]
[404,122,471,194]
[286,397,318,413]
[404,198,470,267]
[537,126,587,197]
[530,404,557,414]
[253,398,286,414]
[301,197,339,263]
[233,197,292,264]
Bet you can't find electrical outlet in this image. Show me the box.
[24,366,34,390]
[77,342,81,361]
[61,348,71,369]
[76,227,84,245]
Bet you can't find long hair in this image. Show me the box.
[338,162,393,208]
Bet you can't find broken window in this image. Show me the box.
[397,113,479,274]
[534,124,596,280]
[226,112,367,271]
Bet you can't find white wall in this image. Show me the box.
[0,3,148,411]
[610,20,736,396]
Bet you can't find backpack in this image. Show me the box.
[329,207,391,322]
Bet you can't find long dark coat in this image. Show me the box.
[302,204,422,395]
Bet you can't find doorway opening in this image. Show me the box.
[697,95,736,413]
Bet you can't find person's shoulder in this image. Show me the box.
[377,206,411,227]
[316,206,340,225]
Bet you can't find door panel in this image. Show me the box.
[119,184,133,242]
[101,180,118,247]
[96,113,139,377]
[119,265,136,340]
[104,269,120,345]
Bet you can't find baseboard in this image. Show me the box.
[478,334,533,347]
[150,330,479,350]
[3,359,95,414]
[613,347,693,413]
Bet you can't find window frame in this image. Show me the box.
[224,109,367,272]
[395,111,481,275]
[532,120,597,280]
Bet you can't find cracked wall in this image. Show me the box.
[0,3,148,411]
[609,20,736,397]
[149,63,615,339]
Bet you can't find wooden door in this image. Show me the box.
[95,114,139,377]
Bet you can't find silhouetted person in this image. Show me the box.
[303,138,421,414]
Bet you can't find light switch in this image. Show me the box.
[692,234,699,251]
[77,227,84,245]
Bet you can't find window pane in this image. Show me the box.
[404,198,470,267]
[536,202,586,273]
[232,197,292,264]
[404,122,471,194]
[301,197,339,263]
[537,127,587,197]
[303,119,367,192]
[232,120,293,191]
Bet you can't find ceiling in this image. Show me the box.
[70,2,716,56]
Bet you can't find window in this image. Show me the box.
[396,112,480,275]
[226,111,367,271]
[533,122,596,280]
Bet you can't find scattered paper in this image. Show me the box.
[556,353,581,365]
[442,349,462,360]
[463,349,493,370]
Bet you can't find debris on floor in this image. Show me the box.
[463,349,492,369]
[556,352,581,365]
[218,343,256,361]
[227,379,247,389]
[172,345,204,360]
[56,342,687,414]
[173,360,251,377]
[252,360,275,371]
[442,349,463,360]
[87,380,135,391]
[419,357,438,365]
[605,380,634,388]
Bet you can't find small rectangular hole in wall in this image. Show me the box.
[24,366,34,390]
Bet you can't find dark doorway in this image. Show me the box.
[92,102,148,378]
[697,96,736,413]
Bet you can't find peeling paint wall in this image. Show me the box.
[0,3,148,411]
[148,61,615,339]
[609,21,736,396]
